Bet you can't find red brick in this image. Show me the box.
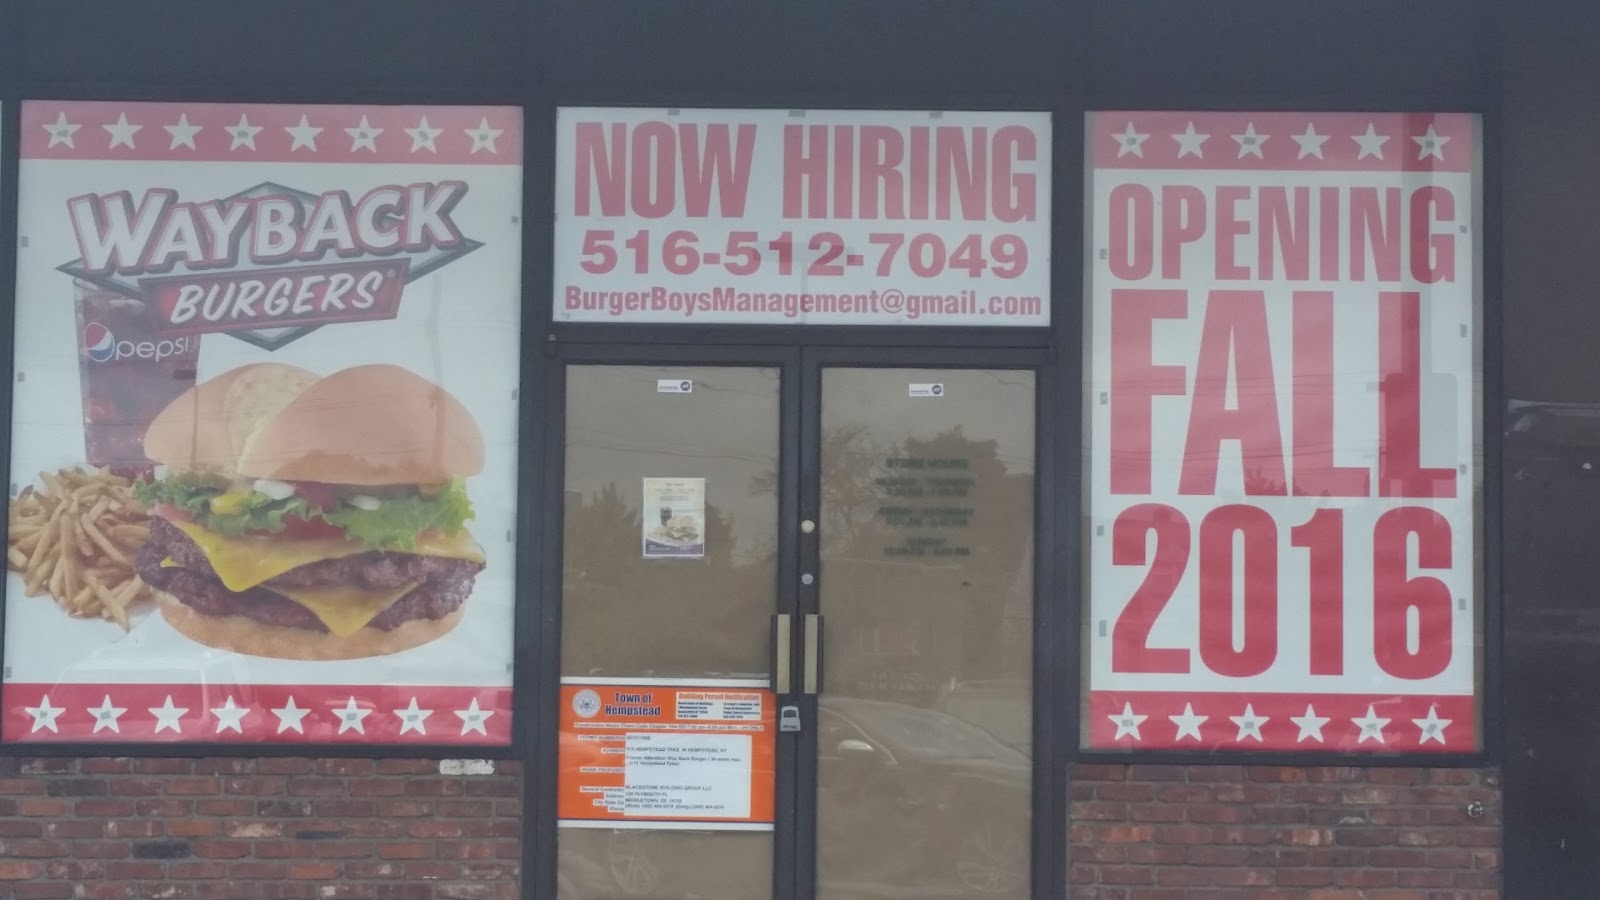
[0,821,44,837]
[167,820,221,837]
[342,862,403,879]
[105,861,166,879]
[133,759,191,775]
[376,760,436,775]
[17,798,71,816]
[14,883,75,899]
[403,862,464,879]
[83,759,135,774]
[348,779,407,796]
[316,759,375,776]
[257,759,314,775]
[0,861,47,880]
[168,862,229,879]
[286,862,340,879]
[377,842,432,859]
[164,777,222,795]
[313,840,375,859]
[45,820,105,838]
[192,840,252,859]
[193,759,254,776]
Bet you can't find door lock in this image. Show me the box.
[778,705,802,733]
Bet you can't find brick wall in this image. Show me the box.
[1070,764,1502,900]
[0,757,521,900]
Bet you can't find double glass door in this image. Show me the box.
[555,348,1038,900]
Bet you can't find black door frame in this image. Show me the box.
[537,342,1064,900]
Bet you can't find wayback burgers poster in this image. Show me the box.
[1,102,523,745]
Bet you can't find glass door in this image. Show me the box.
[557,360,792,900]
[550,351,1042,900]
[807,363,1037,900]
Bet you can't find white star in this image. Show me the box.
[406,116,444,153]
[1289,704,1331,743]
[103,113,141,150]
[1292,123,1330,159]
[164,113,202,150]
[1229,704,1269,742]
[1168,703,1207,741]
[1232,123,1269,159]
[1108,702,1147,741]
[24,695,64,734]
[455,698,495,736]
[466,118,504,154]
[1112,121,1149,159]
[228,114,263,150]
[345,115,383,153]
[1171,122,1209,159]
[1353,124,1390,160]
[335,697,372,735]
[1413,705,1453,745]
[1413,124,1450,161]
[88,695,126,734]
[210,696,249,734]
[271,697,311,735]
[43,112,81,149]
[1352,705,1392,744]
[286,115,323,152]
[148,695,188,734]
[394,698,433,736]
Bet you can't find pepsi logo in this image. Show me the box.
[83,323,115,362]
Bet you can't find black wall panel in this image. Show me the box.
[1501,1,1600,895]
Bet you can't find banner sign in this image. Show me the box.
[554,108,1051,326]
[3,102,523,745]
[1083,112,1481,753]
[559,680,776,830]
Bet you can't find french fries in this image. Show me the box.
[6,467,152,630]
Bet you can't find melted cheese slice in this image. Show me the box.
[268,581,424,637]
[167,518,485,593]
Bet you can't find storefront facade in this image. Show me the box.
[0,0,1592,897]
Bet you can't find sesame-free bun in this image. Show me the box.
[143,363,319,473]
[144,363,484,486]
[155,591,463,661]
[234,364,484,486]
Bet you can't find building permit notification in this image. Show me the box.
[558,680,775,830]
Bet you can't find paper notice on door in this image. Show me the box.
[557,681,775,831]
[623,732,753,819]
[642,477,706,559]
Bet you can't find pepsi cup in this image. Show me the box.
[75,281,200,475]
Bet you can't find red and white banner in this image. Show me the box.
[554,108,1051,326]
[1083,112,1481,753]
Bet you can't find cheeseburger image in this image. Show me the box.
[132,362,486,660]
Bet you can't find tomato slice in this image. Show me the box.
[292,482,343,510]
[152,503,193,523]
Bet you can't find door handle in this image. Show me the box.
[803,613,823,695]
[772,614,792,695]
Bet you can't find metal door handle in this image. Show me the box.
[803,613,823,695]
[772,614,792,695]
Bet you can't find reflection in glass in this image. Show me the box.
[557,366,778,900]
[817,368,1034,900]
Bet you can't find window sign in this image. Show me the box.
[1083,112,1482,753]
[555,108,1051,326]
[2,102,524,746]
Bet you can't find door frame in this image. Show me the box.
[535,342,1067,900]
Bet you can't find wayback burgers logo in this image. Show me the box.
[58,181,481,350]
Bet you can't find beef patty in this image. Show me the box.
[136,517,484,633]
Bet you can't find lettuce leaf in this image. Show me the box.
[135,476,474,550]
[322,480,474,551]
